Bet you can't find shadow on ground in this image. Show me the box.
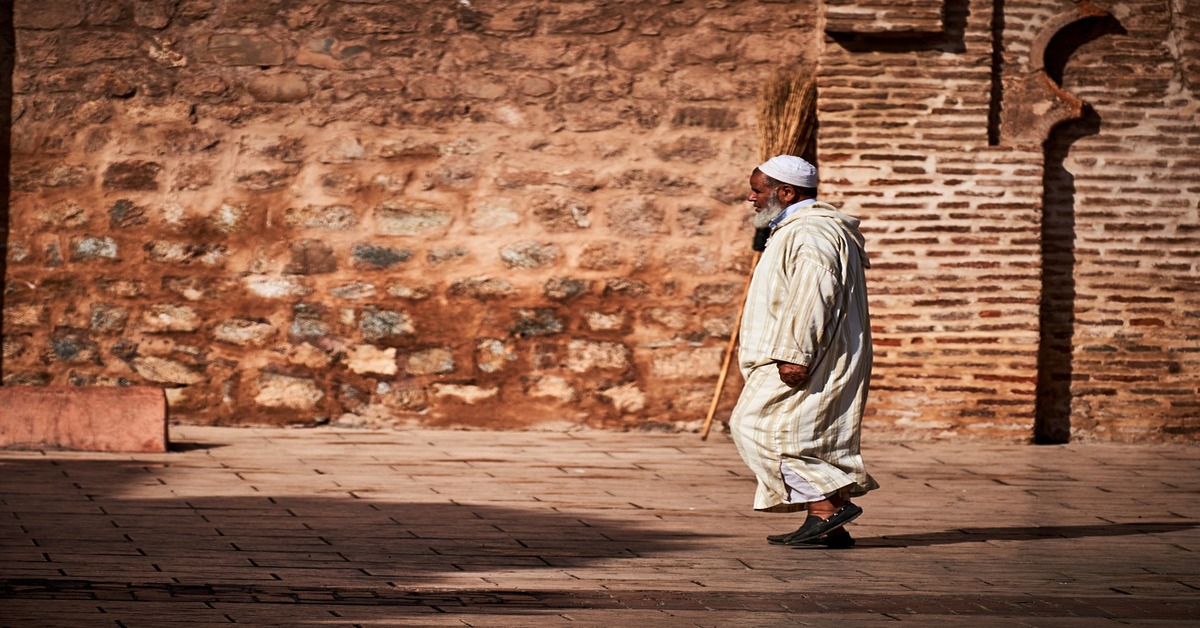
[3,457,1199,622]
[0,458,708,583]
[857,521,1197,548]
[4,578,1197,621]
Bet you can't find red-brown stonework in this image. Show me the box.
[2,1,1197,442]
[0,386,168,452]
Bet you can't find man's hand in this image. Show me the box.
[777,362,809,387]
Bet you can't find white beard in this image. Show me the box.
[753,195,786,229]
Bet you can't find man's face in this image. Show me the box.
[748,170,786,228]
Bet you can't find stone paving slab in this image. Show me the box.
[1,426,1198,626]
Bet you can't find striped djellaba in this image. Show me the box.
[729,202,880,513]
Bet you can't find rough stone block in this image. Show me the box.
[5,303,48,327]
[10,163,91,191]
[650,346,724,379]
[579,242,625,271]
[286,343,331,369]
[131,356,205,385]
[208,34,285,66]
[124,101,194,125]
[431,383,498,403]
[352,243,412,269]
[585,310,626,332]
[500,240,560,269]
[346,345,398,376]
[475,339,516,373]
[36,200,89,229]
[567,339,631,373]
[247,73,310,102]
[0,386,168,452]
[102,160,162,191]
[284,204,358,230]
[245,275,311,299]
[599,382,646,412]
[544,6,624,34]
[318,137,365,163]
[405,347,455,375]
[468,200,520,232]
[672,106,740,129]
[510,308,563,337]
[49,327,99,363]
[376,202,451,236]
[691,282,740,305]
[532,195,591,231]
[603,278,649,298]
[70,236,118,261]
[320,172,361,194]
[608,199,667,237]
[526,375,575,401]
[330,282,376,300]
[254,373,323,409]
[142,304,201,333]
[285,239,337,275]
[387,283,434,300]
[212,318,276,346]
[14,1,85,29]
[360,308,414,341]
[336,4,421,35]
[109,199,149,228]
[543,277,591,301]
[235,168,294,191]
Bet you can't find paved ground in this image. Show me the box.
[1,426,1197,627]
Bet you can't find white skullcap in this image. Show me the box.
[758,155,817,188]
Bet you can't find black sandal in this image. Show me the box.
[765,502,863,546]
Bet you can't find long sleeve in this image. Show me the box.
[771,257,840,368]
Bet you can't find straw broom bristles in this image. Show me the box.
[756,67,818,163]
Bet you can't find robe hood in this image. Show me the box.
[773,200,871,269]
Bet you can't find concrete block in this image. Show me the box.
[0,386,168,452]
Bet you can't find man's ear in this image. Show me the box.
[777,184,797,204]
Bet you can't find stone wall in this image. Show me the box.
[2,0,1197,441]
[3,0,817,430]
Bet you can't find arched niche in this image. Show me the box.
[999,1,1125,146]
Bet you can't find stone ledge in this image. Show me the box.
[0,386,168,453]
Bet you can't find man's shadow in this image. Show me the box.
[852,521,1196,548]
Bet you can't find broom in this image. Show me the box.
[701,66,818,441]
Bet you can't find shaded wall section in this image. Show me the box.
[1,0,12,379]
[1037,108,1100,444]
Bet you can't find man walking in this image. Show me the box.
[730,155,878,547]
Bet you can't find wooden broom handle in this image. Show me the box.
[701,249,763,440]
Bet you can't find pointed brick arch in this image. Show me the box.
[998,2,1122,146]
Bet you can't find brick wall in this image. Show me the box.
[819,0,1044,439]
[2,0,1197,441]
[819,0,1199,442]
[1040,0,1200,440]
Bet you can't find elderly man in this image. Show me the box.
[729,154,878,548]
